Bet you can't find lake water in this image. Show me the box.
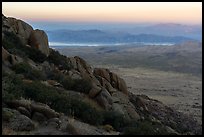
[49,42,175,49]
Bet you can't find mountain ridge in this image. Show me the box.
[47,29,196,44]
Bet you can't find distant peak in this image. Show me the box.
[155,23,183,27]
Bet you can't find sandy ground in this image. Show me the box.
[94,65,202,125]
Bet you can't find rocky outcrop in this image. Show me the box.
[2,47,22,66]
[2,14,49,56]
[29,29,49,56]
[129,92,202,135]
[96,76,117,95]
[31,103,59,119]
[2,108,35,131]
[6,99,59,119]
[94,68,128,95]
[94,68,111,82]
[95,88,113,110]
[111,92,140,120]
[10,113,35,131]
[2,15,33,45]
[67,57,131,116]
[66,117,119,135]
[68,69,82,80]
[67,56,101,86]
[89,84,102,98]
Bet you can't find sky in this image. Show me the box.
[2,2,202,25]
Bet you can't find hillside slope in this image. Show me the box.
[2,14,202,135]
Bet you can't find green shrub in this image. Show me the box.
[102,111,130,131]
[122,120,168,135]
[72,79,92,94]
[60,76,92,94]
[46,70,64,81]
[12,62,32,74]
[46,70,92,94]
[2,73,24,102]
[22,81,103,125]
[2,108,15,122]
[25,69,46,81]
[47,49,72,70]
[12,62,46,80]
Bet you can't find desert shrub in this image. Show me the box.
[7,48,28,59]
[3,31,47,63]
[60,76,92,94]
[102,111,130,131]
[71,100,104,125]
[47,49,73,70]
[12,62,46,80]
[2,108,15,122]
[12,62,32,74]
[60,76,75,90]
[25,69,46,81]
[72,79,92,94]
[2,31,23,50]
[22,81,103,125]
[2,73,24,102]
[46,70,92,94]
[122,120,168,135]
[46,69,64,81]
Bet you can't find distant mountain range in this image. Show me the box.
[122,23,202,40]
[46,29,196,44]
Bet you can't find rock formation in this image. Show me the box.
[2,14,49,56]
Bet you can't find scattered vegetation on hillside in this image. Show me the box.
[2,31,47,63]
[47,49,73,70]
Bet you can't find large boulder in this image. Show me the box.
[95,88,113,110]
[6,99,59,119]
[2,14,33,45]
[3,108,35,131]
[68,69,82,80]
[29,29,49,56]
[68,56,101,86]
[95,76,117,95]
[2,14,50,56]
[110,72,128,95]
[17,106,31,118]
[74,56,92,75]
[111,92,140,120]
[10,113,35,131]
[30,102,59,119]
[2,47,10,61]
[89,84,102,98]
[2,47,22,66]
[67,57,77,70]
[94,68,128,95]
[6,99,32,112]
[94,68,111,82]
[32,112,47,123]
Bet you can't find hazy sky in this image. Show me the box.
[2,2,202,25]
